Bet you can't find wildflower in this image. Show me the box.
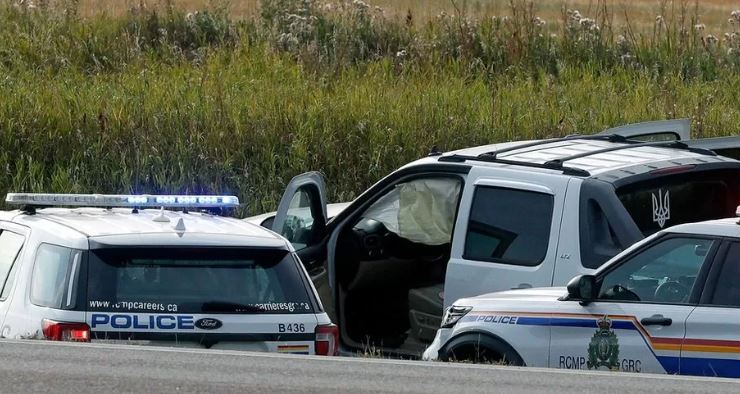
[352,0,369,11]
[655,15,664,25]
[694,23,705,31]
[396,49,407,58]
[579,18,599,32]
[550,33,558,39]
[729,48,735,55]
[705,34,719,45]
[533,16,546,27]
[567,9,582,22]
[616,34,626,45]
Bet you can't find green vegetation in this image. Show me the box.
[1,1,739,214]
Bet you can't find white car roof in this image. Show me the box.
[407,139,731,177]
[665,217,740,238]
[2,208,288,247]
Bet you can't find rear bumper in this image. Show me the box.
[90,339,314,355]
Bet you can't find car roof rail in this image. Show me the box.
[481,134,632,159]
[542,140,717,169]
[438,154,592,177]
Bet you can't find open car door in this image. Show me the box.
[598,118,691,141]
[272,172,329,281]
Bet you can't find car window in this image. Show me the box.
[617,170,740,236]
[598,237,715,304]
[30,244,80,309]
[87,248,314,314]
[463,187,554,266]
[281,189,315,250]
[0,231,25,301]
[362,177,462,246]
[709,243,740,307]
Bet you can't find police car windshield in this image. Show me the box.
[86,248,314,314]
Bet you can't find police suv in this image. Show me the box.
[257,119,740,357]
[0,193,337,355]
[423,216,740,378]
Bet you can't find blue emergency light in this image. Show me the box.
[5,193,239,208]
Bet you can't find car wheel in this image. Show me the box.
[441,333,525,366]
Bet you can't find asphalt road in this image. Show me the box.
[1,340,739,393]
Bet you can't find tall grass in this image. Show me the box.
[1,0,739,214]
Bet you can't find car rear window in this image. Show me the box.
[617,169,740,236]
[87,248,314,314]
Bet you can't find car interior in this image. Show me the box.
[333,177,462,355]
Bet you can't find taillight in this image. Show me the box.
[315,324,339,356]
[42,319,90,342]
[649,164,696,176]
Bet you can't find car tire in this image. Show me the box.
[440,332,525,366]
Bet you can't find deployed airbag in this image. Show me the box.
[363,178,461,245]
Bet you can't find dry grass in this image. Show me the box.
[70,0,737,31]
[0,0,738,212]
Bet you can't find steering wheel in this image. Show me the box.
[603,284,641,301]
[654,281,690,303]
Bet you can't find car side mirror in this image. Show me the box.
[566,275,597,305]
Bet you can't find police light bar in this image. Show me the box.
[5,193,239,208]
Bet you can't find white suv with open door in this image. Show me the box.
[259,119,740,357]
[0,193,338,356]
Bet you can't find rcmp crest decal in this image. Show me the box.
[587,316,620,370]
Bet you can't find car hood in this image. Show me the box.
[456,287,567,307]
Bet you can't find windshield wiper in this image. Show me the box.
[201,301,266,313]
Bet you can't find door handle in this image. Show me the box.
[511,283,533,290]
[640,315,672,326]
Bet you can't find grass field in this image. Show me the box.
[73,0,737,30]
[1,0,739,213]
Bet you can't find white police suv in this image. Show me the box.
[423,216,740,378]
[0,193,337,356]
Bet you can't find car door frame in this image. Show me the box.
[682,237,740,377]
[271,171,329,276]
[0,220,30,335]
[444,166,571,307]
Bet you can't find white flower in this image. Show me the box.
[616,35,626,45]
[352,0,369,11]
[567,9,582,22]
[396,49,407,58]
[694,23,705,31]
[705,34,719,45]
[579,18,596,29]
[655,15,664,25]
[533,16,546,27]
